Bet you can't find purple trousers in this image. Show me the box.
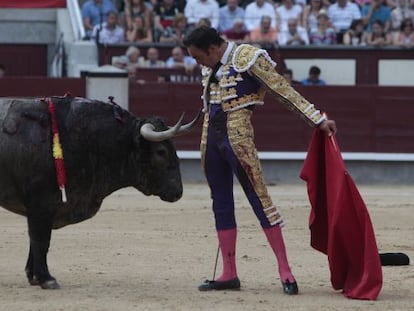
[201,104,282,231]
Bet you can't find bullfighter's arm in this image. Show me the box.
[249,55,326,127]
[232,44,326,127]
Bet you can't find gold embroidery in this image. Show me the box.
[250,55,324,126]
[200,112,209,174]
[222,92,265,111]
[226,109,282,225]
[233,44,260,72]
[221,88,237,100]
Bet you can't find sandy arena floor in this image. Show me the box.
[0,183,413,311]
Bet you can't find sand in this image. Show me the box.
[0,183,413,311]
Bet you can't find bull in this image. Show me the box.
[0,96,199,289]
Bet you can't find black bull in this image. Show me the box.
[0,96,198,289]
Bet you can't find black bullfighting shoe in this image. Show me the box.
[281,279,299,295]
[198,277,241,291]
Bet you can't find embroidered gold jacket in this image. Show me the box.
[201,44,326,126]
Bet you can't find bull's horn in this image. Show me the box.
[140,113,184,142]
[174,108,202,136]
[140,110,202,142]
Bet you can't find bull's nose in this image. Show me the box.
[160,188,182,202]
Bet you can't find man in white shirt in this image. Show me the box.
[91,11,125,44]
[219,0,245,32]
[276,0,303,31]
[328,0,362,42]
[278,17,309,45]
[184,0,220,29]
[244,0,277,31]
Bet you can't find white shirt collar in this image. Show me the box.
[220,41,235,65]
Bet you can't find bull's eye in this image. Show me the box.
[156,148,167,158]
[151,144,169,168]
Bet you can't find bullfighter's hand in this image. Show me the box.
[318,119,337,136]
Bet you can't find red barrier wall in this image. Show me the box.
[101,45,414,85]
[129,83,414,153]
[0,77,412,153]
[0,44,48,77]
[0,78,85,97]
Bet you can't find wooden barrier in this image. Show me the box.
[1,77,413,154]
[0,44,47,76]
[101,44,414,85]
[130,82,414,153]
[0,77,85,97]
[135,67,202,82]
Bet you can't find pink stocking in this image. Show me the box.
[215,228,238,281]
[263,225,295,283]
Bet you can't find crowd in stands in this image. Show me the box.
[80,0,414,76]
[81,0,414,47]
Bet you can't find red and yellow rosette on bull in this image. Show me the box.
[47,98,67,202]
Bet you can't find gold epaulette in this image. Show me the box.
[232,44,276,73]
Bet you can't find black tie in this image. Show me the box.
[209,61,222,84]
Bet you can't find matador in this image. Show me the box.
[183,27,337,295]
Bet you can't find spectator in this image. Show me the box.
[362,19,393,46]
[153,0,184,41]
[0,64,5,78]
[159,13,190,45]
[276,0,303,32]
[303,0,331,30]
[91,11,125,44]
[244,0,277,32]
[309,10,337,45]
[123,0,153,32]
[112,46,145,72]
[82,0,118,39]
[391,0,414,31]
[328,0,362,43]
[141,47,166,68]
[282,68,301,85]
[222,18,250,42]
[248,15,279,47]
[342,18,366,46]
[301,65,326,85]
[197,17,212,28]
[218,0,245,32]
[393,17,414,47]
[302,0,329,33]
[184,0,220,30]
[165,46,198,72]
[361,0,392,33]
[153,0,183,29]
[278,17,309,45]
[126,15,154,42]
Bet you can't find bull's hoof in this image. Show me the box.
[28,277,40,286]
[40,279,60,289]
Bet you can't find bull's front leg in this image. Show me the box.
[26,209,59,289]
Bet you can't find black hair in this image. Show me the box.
[183,26,225,52]
[400,18,413,32]
[350,19,364,31]
[309,66,321,75]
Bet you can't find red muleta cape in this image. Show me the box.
[300,129,383,300]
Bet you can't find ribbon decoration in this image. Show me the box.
[47,98,67,202]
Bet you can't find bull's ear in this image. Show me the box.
[133,122,143,148]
